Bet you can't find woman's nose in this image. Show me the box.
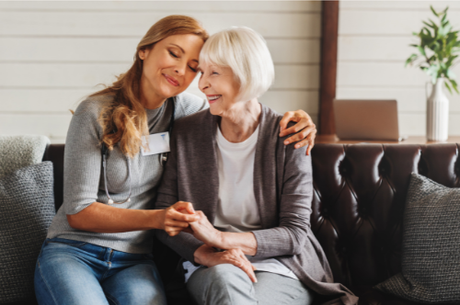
[198,74,209,92]
[174,63,186,76]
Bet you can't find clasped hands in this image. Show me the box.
[160,201,257,282]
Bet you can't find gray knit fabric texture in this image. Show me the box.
[0,162,55,304]
[0,135,50,178]
[375,173,460,303]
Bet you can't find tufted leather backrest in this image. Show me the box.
[43,143,460,289]
[42,144,65,212]
[311,143,460,288]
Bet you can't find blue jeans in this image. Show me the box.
[34,238,166,305]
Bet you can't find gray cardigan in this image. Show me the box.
[155,105,358,305]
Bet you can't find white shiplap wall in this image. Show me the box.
[0,1,321,143]
[337,1,460,136]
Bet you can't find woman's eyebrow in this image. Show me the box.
[171,44,185,53]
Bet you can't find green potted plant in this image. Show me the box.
[405,6,460,141]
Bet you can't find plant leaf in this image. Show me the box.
[408,5,460,94]
[446,55,458,67]
[451,79,459,93]
[442,11,448,24]
[405,54,418,66]
[428,19,439,31]
[423,21,434,29]
[418,46,427,57]
[445,81,453,94]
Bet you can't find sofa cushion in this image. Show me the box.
[375,172,460,303]
[0,135,50,178]
[0,162,55,304]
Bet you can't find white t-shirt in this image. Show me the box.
[183,126,297,282]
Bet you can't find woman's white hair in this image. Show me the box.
[199,26,275,102]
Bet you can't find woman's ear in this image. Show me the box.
[139,48,148,60]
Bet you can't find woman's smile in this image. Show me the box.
[207,95,222,104]
[163,73,180,87]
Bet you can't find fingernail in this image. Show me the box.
[284,140,289,145]
[295,144,300,149]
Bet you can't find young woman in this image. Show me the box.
[34,15,318,305]
[155,27,358,305]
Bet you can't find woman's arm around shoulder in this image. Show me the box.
[279,109,317,155]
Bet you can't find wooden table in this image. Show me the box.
[316,135,460,145]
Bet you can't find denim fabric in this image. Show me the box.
[34,238,166,305]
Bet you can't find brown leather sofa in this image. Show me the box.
[40,143,460,305]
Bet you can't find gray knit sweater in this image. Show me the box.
[47,92,207,254]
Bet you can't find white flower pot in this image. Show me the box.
[426,78,449,141]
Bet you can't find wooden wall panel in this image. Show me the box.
[0,1,321,12]
[339,10,460,36]
[0,114,71,139]
[338,37,413,61]
[0,37,319,64]
[337,88,460,113]
[0,89,89,112]
[340,1,460,10]
[0,12,320,38]
[0,63,319,89]
[0,1,321,143]
[337,1,460,136]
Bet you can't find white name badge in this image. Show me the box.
[141,132,171,156]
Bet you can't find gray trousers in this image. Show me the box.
[186,264,314,305]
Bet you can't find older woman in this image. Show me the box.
[155,27,358,305]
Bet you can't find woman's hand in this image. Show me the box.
[157,201,199,237]
[183,210,258,256]
[188,211,223,248]
[279,109,317,155]
[194,244,257,283]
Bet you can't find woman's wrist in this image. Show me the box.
[194,244,214,265]
[209,230,225,249]
[214,231,229,249]
[149,209,164,230]
[215,232,258,256]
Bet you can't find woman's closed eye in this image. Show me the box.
[169,50,197,72]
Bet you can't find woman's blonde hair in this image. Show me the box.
[92,15,208,158]
[199,26,274,103]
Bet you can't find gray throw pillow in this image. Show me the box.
[0,135,50,178]
[0,162,55,304]
[375,173,460,303]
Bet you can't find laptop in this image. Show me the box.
[333,99,406,141]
